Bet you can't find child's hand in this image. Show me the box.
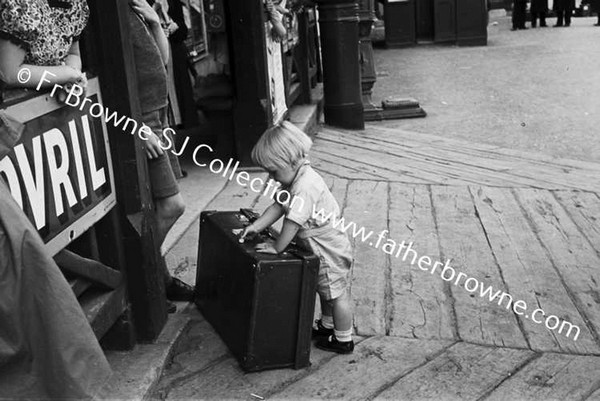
[255,242,278,254]
[130,0,161,26]
[240,224,258,241]
[145,133,165,159]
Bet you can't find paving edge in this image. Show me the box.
[97,314,191,400]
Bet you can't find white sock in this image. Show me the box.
[321,315,334,329]
[334,328,352,343]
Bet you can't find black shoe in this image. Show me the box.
[167,300,177,314]
[166,277,194,302]
[315,335,354,354]
[554,24,563,27]
[312,320,334,339]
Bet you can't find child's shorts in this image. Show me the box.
[142,108,180,200]
[297,228,353,301]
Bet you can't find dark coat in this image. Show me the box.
[591,0,600,13]
[531,0,548,12]
[553,0,575,11]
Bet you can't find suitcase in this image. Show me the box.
[195,209,319,372]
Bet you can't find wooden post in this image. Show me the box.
[228,0,271,165]
[297,11,313,104]
[88,0,167,341]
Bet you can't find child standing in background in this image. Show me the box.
[240,121,355,354]
[128,0,193,307]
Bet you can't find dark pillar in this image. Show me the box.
[315,0,364,130]
[357,0,378,112]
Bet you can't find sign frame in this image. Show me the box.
[0,78,117,256]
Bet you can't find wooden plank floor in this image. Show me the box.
[154,125,600,400]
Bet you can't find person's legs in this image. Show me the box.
[540,11,547,26]
[555,10,564,26]
[316,289,354,353]
[531,12,538,27]
[154,193,192,302]
[143,109,192,304]
[313,295,335,337]
[155,193,185,247]
[565,7,572,25]
[331,290,353,334]
[519,2,528,28]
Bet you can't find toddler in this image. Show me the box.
[240,121,354,354]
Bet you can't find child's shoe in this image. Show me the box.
[312,320,334,339]
[315,335,354,354]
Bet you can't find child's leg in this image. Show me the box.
[315,289,354,353]
[155,193,185,246]
[331,289,353,342]
[320,294,334,328]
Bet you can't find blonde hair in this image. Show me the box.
[251,120,313,170]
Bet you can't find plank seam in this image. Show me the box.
[312,150,390,179]
[428,184,460,341]
[363,125,600,173]
[384,182,393,336]
[316,138,522,187]
[581,377,600,401]
[475,351,542,401]
[155,353,232,398]
[363,340,459,401]
[511,189,600,350]
[467,186,533,350]
[263,336,371,399]
[317,134,591,191]
[551,190,600,261]
[314,148,426,182]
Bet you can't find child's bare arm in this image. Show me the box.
[130,0,170,64]
[273,218,300,253]
[241,203,284,239]
[254,218,299,254]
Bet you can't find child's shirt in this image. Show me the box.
[276,161,353,281]
[127,7,168,114]
[276,161,342,233]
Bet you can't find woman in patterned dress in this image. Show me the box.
[0,0,88,92]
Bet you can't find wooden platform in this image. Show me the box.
[153,124,600,400]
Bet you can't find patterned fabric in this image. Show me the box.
[0,0,89,66]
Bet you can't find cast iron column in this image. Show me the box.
[315,0,364,129]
